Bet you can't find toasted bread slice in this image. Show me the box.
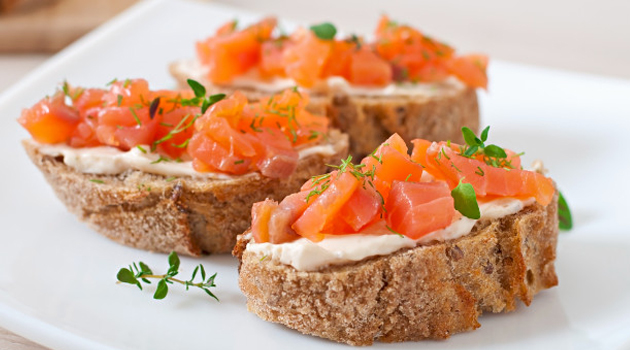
[23,131,348,256]
[233,195,558,345]
[170,60,479,158]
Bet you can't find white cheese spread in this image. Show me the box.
[174,59,465,97]
[247,197,535,271]
[28,139,337,179]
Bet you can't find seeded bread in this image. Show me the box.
[233,194,558,346]
[169,60,479,158]
[22,131,348,256]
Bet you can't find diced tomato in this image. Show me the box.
[385,181,455,239]
[18,93,80,144]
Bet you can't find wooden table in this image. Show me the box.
[1,0,629,348]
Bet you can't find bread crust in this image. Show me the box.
[234,196,558,345]
[169,61,479,158]
[22,132,348,256]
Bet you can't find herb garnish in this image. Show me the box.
[116,252,218,301]
[309,22,337,40]
[89,179,105,184]
[460,126,518,169]
[149,97,160,120]
[386,225,404,238]
[558,191,573,230]
[182,79,226,114]
[129,107,142,126]
[151,155,170,164]
[451,179,480,219]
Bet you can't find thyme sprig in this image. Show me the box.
[116,251,218,301]
[459,126,519,169]
[181,79,226,114]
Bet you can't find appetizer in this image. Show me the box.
[233,128,558,345]
[171,16,485,157]
[19,79,348,255]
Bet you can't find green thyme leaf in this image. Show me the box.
[117,268,141,290]
[167,251,180,276]
[136,145,147,153]
[451,180,480,219]
[386,225,405,238]
[558,191,573,230]
[463,145,478,157]
[89,179,105,184]
[309,22,337,40]
[129,107,142,126]
[484,144,507,158]
[187,79,206,98]
[480,126,490,142]
[149,97,160,120]
[202,93,226,113]
[62,81,71,97]
[462,127,482,146]
[203,288,219,301]
[115,252,218,301]
[154,279,168,300]
[117,94,123,107]
[138,262,152,275]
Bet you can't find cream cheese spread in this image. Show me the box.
[28,139,337,179]
[174,59,465,97]
[247,197,535,271]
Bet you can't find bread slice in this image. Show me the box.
[23,131,348,256]
[170,60,480,158]
[233,194,558,345]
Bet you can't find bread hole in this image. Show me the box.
[526,269,535,286]
[446,245,464,261]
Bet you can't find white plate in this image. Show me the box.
[1,1,629,349]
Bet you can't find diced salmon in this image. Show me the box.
[292,171,360,241]
[385,181,455,239]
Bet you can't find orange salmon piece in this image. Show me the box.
[349,48,393,86]
[292,171,360,241]
[283,29,332,88]
[446,54,489,89]
[385,180,455,239]
[18,93,80,144]
[251,199,277,243]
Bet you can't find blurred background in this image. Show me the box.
[1,0,629,94]
[1,0,628,348]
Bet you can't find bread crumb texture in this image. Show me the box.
[235,196,558,345]
[22,131,348,256]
